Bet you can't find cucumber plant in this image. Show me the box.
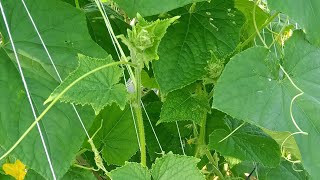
[0,0,319,179]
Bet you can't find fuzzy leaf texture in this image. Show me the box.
[153,0,245,94]
[45,54,127,114]
[212,31,320,178]
[151,152,204,180]
[118,14,180,68]
[109,162,151,180]
[158,84,210,124]
[208,116,281,167]
[109,153,204,180]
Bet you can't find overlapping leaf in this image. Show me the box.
[45,54,127,114]
[153,0,245,93]
[0,0,107,178]
[158,84,209,124]
[109,152,204,180]
[0,49,94,180]
[88,104,139,165]
[212,31,320,178]
[268,0,320,46]
[232,160,307,180]
[208,116,281,167]
[109,162,151,180]
[151,152,204,180]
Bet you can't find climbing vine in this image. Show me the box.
[0,0,318,179]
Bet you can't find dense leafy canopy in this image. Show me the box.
[213,31,320,177]
[0,0,319,179]
[268,0,320,46]
[153,0,245,93]
[110,153,204,180]
[45,54,127,114]
[208,117,281,167]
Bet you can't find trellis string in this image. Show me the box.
[0,1,57,179]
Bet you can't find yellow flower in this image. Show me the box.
[2,159,27,180]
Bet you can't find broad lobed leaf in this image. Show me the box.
[153,0,245,94]
[0,0,107,178]
[212,30,320,178]
[109,152,204,180]
[208,115,281,167]
[45,54,127,115]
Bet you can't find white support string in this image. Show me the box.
[20,0,90,139]
[96,0,166,153]
[175,122,185,155]
[141,101,164,153]
[0,1,57,179]
[95,0,141,150]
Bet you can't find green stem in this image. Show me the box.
[205,150,225,180]
[75,0,80,9]
[239,12,280,49]
[93,0,136,86]
[0,61,134,161]
[133,65,147,166]
[195,113,207,158]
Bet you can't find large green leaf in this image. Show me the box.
[268,0,320,46]
[45,54,127,115]
[109,153,204,180]
[109,162,151,180]
[265,160,308,180]
[24,168,96,180]
[153,0,245,94]
[263,128,301,160]
[151,152,204,180]
[112,0,206,17]
[0,0,107,80]
[232,160,307,180]
[0,0,108,178]
[158,84,209,124]
[212,31,320,178]
[88,104,139,165]
[142,91,194,161]
[0,49,94,179]
[208,116,281,167]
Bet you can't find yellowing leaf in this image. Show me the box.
[2,160,27,180]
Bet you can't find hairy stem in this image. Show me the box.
[0,61,134,161]
[133,65,147,166]
[205,150,225,180]
[195,113,207,158]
